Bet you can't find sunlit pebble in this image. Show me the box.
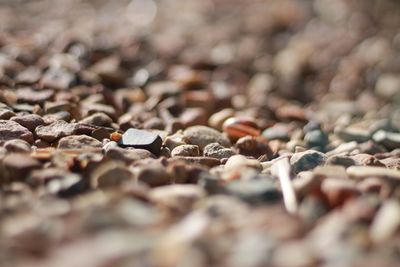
[126,0,157,27]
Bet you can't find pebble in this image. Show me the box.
[35,120,76,142]
[321,178,359,208]
[4,139,31,153]
[57,135,102,149]
[326,155,356,168]
[208,108,235,131]
[16,88,54,104]
[372,130,400,150]
[203,142,236,159]
[290,150,327,173]
[224,179,281,204]
[347,166,400,180]
[374,73,400,99]
[183,125,231,150]
[0,120,34,144]
[171,156,221,168]
[350,154,385,167]
[335,126,370,143]
[119,128,163,155]
[262,124,290,141]
[79,112,113,127]
[304,129,329,148]
[149,184,206,212]
[90,161,134,188]
[2,153,42,182]
[370,199,400,243]
[222,117,260,141]
[10,114,45,131]
[171,144,200,157]
[224,155,263,173]
[135,164,172,187]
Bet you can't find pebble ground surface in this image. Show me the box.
[1,0,400,266]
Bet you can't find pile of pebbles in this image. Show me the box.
[1,0,400,266]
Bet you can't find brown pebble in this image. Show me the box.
[222,117,260,141]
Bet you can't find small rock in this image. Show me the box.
[4,139,31,153]
[375,73,400,99]
[321,178,359,208]
[224,155,263,173]
[2,153,41,182]
[91,127,114,141]
[149,184,206,212]
[135,164,172,187]
[57,135,102,149]
[106,147,151,164]
[91,161,134,188]
[262,124,290,141]
[380,157,400,170]
[370,199,400,244]
[171,156,221,168]
[224,179,281,204]
[183,125,230,150]
[164,131,186,150]
[16,88,54,104]
[335,126,370,143]
[347,166,400,180]
[208,108,235,131]
[0,109,15,120]
[372,130,400,150]
[304,129,329,148]
[351,154,385,167]
[35,120,76,142]
[119,128,163,155]
[290,150,327,173]
[203,142,236,159]
[11,114,45,131]
[80,112,113,127]
[171,144,200,157]
[326,155,356,168]
[0,120,33,144]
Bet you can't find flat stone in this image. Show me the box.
[224,155,262,172]
[90,161,134,188]
[11,114,45,131]
[0,120,34,144]
[16,87,54,104]
[290,150,327,173]
[335,126,370,143]
[35,120,76,142]
[224,179,281,204]
[119,128,162,155]
[326,155,356,168]
[3,153,42,182]
[80,112,113,127]
[57,135,102,149]
[183,125,231,150]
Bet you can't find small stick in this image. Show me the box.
[271,157,298,215]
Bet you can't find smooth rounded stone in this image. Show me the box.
[4,139,31,153]
[358,140,387,155]
[135,164,172,187]
[370,200,400,244]
[164,131,186,150]
[304,129,329,148]
[326,155,356,168]
[119,128,163,155]
[375,73,400,99]
[10,114,44,131]
[350,154,385,167]
[0,120,34,144]
[225,155,262,173]
[91,127,114,141]
[16,88,54,104]
[290,150,327,173]
[80,112,113,127]
[203,142,236,159]
[208,108,234,131]
[224,179,281,204]
[2,153,42,182]
[335,126,370,143]
[171,144,200,157]
[90,161,134,188]
[262,125,290,141]
[57,135,102,149]
[303,121,321,133]
[102,140,119,152]
[347,166,400,180]
[35,120,76,142]
[182,125,231,150]
[372,130,400,150]
[0,109,15,119]
[149,184,206,212]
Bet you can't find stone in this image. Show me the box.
[224,155,263,172]
[2,153,42,182]
[183,125,231,150]
[149,184,206,212]
[105,147,151,164]
[203,142,236,159]
[80,112,113,127]
[370,200,400,244]
[171,144,200,157]
[347,166,400,180]
[16,87,54,104]
[4,139,31,153]
[290,150,327,173]
[326,155,356,168]
[91,127,114,141]
[57,135,102,149]
[262,124,290,141]
[135,164,172,187]
[351,154,385,167]
[372,130,400,150]
[224,179,281,204]
[119,128,163,155]
[375,73,400,99]
[0,120,34,144]
[11,114,45,131]
[171,156,221,168]
[304,129,329,148]
[35,120,77,142]
[91,161,134,188]
[208,108,234,131]
[335,126,370,143]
